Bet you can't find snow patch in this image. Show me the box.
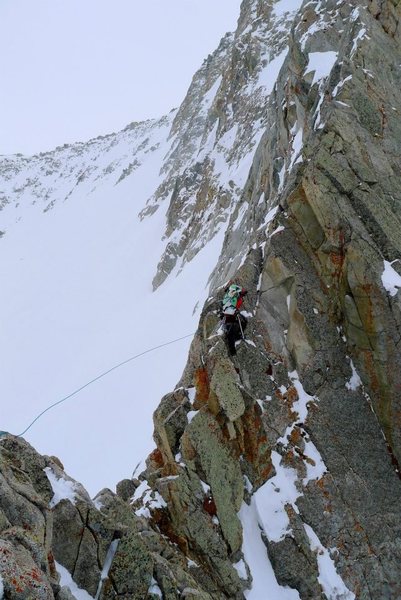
[233,559,248,580]
[239,499,300,599]
[287,371,315,422]
[314,93,326,130]
[44,467,77,508]
[271,225,285,236]
[148,578,163,598]
[306,51,338,129]
[200,479,211,495]
[303,439,327,485]
[279,373,327,485]
[307,51,338,85]
[187,559,199,568]
[346,359,362,391]
[304,525,355,599]
[232,202,248,231]
[244,475,253,493]
[253,451,300,542]
[273,0,305,18]
[382,260,401,296]
[132,480,167,518]
[258,49,289,95]
[256,399,265,411]
[56,562,95,600]
[351,27,369,56]
[187,387,196,404]
[187,410,199,423]
[332,75,352,97]
[263,205,278,227]
[199,76,222,115]
[289,127,304,169]
[132,480,150,502]
[93,497,104,511]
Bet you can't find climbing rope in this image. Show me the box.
[0,332,195,439]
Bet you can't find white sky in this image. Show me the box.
[0,0,242,156]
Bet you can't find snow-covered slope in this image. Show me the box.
[0,115,173,228]
[0,112,225,495]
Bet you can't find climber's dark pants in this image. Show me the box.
[223,314,247,355]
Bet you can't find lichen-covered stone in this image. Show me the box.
[154,469,242,598]
[0,538,54,599]
[115,478,137,501]
[209,357,245,422]
[183,412,243,553]
[70,524,101,596]
[153,389,192,471]
[52,500,85,575]
[56,587,76,600]
[104,533,153,599]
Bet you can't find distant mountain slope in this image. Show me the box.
[0,114,174,228]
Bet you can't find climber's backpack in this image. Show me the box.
[222,284,243,315]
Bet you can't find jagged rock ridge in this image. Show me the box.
[1,0,401,598]
[0,114,174,223]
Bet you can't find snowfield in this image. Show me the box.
[0,117,225,496]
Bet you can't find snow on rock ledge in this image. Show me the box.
[381,260,401,297]
[44,467,78,508]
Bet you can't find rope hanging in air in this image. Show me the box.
[0,332,195,439]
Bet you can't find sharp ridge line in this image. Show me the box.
[0,332,195,439]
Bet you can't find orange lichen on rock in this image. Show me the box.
[289,427,302,446]
[240,403,272,486]
[181,431,197,461]
[148,448,164,469]
[152,508,189,555]
[194,368,210,408]
[285,386,299,406]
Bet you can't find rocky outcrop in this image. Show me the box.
[0,436,231,599]
[2,0,401,598]
[145,0,303,289]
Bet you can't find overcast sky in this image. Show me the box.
[0,0,242,155]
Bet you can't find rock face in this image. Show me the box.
[0,435,225,599]
[2,0,401,598]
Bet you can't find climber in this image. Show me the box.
[220,282,248,355]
